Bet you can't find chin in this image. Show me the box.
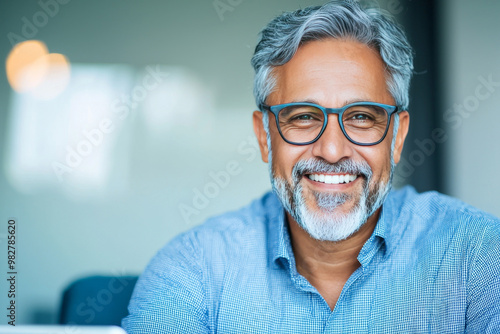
[294,190,369,242]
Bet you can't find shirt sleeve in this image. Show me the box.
[122,232,209,333]
[465,221,500,333]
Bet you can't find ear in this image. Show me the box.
[393,111,409,164]
[253,110,269,163]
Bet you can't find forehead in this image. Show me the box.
[268,38,393,106]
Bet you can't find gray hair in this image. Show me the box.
[251,0,414,111]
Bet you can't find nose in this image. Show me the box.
[311,115,354,163]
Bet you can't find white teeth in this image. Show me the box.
[308,173,358,185]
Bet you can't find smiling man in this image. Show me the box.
[123,1,500,333]
[253,35,409,310]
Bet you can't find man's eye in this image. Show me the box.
[292,113,315,121]
[349,113,374,121]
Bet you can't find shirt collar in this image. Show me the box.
[375,188,409,258]
[265,193,294,269]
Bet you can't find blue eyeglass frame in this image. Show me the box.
[259,101,401,146]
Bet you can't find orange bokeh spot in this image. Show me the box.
[5,40,71,100]
[6,40,49,92]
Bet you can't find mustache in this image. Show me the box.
[291,158,373,184]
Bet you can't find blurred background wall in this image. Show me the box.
[441,0,500,216]
[0,0,498,325]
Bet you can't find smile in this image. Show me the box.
[307,173,358,185]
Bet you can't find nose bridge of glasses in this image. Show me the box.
[323,106,345,128]
[323,106,344,116]
[320,110,347,141]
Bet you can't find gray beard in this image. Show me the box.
[271,158,393,242]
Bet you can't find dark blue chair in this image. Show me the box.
[59,275,138,326]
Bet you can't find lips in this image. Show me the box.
[307,173,358,185]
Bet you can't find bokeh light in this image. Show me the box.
[5,40,71,100]
[6,40,49,92]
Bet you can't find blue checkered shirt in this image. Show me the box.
[122,186,500,333]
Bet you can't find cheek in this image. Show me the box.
[359,145,393,181]
[270,135,309,180]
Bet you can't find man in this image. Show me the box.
[123,1,500,332]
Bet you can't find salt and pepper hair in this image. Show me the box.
[251,0,414,111]
[252,1,409,239]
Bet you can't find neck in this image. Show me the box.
[288,208,380,281]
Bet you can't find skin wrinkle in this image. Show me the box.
[255,39,407,243]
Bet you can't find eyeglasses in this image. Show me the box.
[260,101,401,146]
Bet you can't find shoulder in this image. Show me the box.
[385,187,500,330]
[123,191,282,332]
[387,186,500,256]
[389,185,500,230]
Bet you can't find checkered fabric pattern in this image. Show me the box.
[122,186,500,333]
